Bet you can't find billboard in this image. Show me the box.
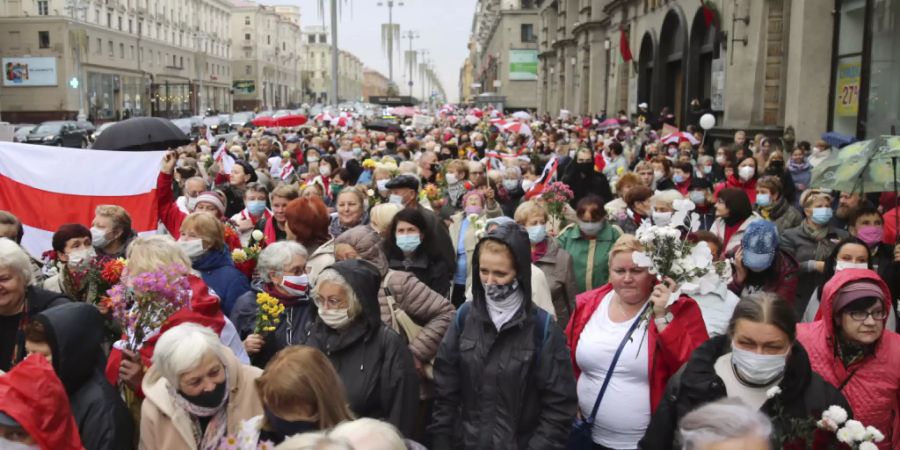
[233,80,256,94]
[509,49,538,81]
[3,57,58,87]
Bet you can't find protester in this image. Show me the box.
[255,184,300,244]
[42,223,97,298]
[709,188,759,258]
[90,205,136,259]
[384,208,453,297]
[369,203,403,237]
[729,220,799,304]
[846,206,900,304]
[676,399,772,450]
[562,148,613,206]
[448,190,489,306]
[755,176,802,233]
[557,195,621,294]
[284,196,334,284]
[230,182,270,246]
[220,160,259,217]
[384,174,456,270]
[329,187,368,238]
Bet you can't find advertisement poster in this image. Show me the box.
[232,80,256,94]
[835,61,860,117]
[509,49,538,81]
[3,57,58,86]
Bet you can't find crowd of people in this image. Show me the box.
[1,107,900,450]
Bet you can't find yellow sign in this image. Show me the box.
[835,62,860,117]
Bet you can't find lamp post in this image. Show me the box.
[402,30,418,97]
[377,1,403,84]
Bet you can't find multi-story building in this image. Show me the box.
[0,0,232,122]
[230,0,302,111]
[363,68,390,99]
[458,52,474,104]
[300,26,364,104]
[339,49,363,102]
[466,0,540,110]
[535,0,900,143]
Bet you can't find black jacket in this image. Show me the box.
[429,223,577,450]
[639,335,851,450]
[417,204,457,273]
[299,260,420,436]
[1,286,69,372]
[34,303,135,450]
[561,163,613,206]
[388,250,452,299]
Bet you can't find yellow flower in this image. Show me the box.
[265,326,276,332]
[231,249,247,263]
[273,318,280,324]
[256,297,264,305]
[261,314,269,321]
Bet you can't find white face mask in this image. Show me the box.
[521,179,535,192]
[186,196,200,211]
[731,343,787,385]
[319,165,332,177]
[319,308,352,330]
[376,179,389,193]
[652,210,673,226]
[445,173,459,185]
[653,170,664,181]
[178,238,205,260]
[835,261,868,271]
[715,155,726,165]
[738,166,755,181]
[90,227,110,248]
[67,247,95,270]
[0,437,40,450]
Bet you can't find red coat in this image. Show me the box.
[104,275,226,397]
[564,283,709,411]
[798,269,900,450]
[0,355,83,450]
[714,175,757,204]
[157,171,187,239]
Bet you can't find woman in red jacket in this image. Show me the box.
[714,156,759,204]
[565,235,708,450]
[797,269,900,450]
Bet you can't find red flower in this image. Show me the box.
[100,259,126,284]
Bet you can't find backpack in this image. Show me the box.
[454,301,552,369]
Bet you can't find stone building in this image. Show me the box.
[363,68,391,99]
[300,26,364,104]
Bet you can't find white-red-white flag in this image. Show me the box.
[0,142,165,257]
[213,141,235,174]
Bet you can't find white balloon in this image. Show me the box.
[700,113,716,130]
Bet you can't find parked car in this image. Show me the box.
[25,121,88,147]
[229,111,255,128]
[91,122,117,142]
[13,124,36,142]
[76,120,96,138]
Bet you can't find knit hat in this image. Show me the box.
[832,278,885,314]
[741,220,778,272]
[194,191,226,215]
[52,223,91,253]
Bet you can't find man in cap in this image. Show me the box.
[385,174,455,271]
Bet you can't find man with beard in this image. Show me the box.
[835,191,865,230]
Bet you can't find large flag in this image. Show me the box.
[525,156,559,200]
[0,142,165,257]
[213,141,235,174]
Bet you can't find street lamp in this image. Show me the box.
[376,1,404,84]
[402,30,418,97]
[194,32,210,114]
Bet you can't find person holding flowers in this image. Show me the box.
[448,190,493,307]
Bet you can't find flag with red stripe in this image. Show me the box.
[213,141,235,174]
[525,156,559,200]
[0,143,165,257]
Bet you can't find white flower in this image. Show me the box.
[866,426,885,443]
[689,212,701,232]
[632,251,653,268]
[673,198,695,212]
[845,420,867,441]
[859,442,878,450]
[367,189,375,197]
[765,386,781,399]
[250,230,264,242]
[836,427,853,444]
[817,417,838,432]
[823,405,849,425]
[689,242,714,270]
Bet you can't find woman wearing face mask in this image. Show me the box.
[781,190,848,313]
[569,235,708,450]
[848,206,900,298]
[648,190,685,228]
[788,147,812,200]
[253,184,300,245]
[730,220,799,307]
[384,208,452,298]
[230,242,314,368]
[709,188,760,258]
[443,160,471,210]
[650,156,675,191]
[754,176,802,234]
[298,260,419,436]
[515,201,578,327]
[328,187,368,239]
[90,205,136,259]
[449,191,490,307]
[763,151,796,205]
[42,224,98,301]
[688,179,716,231]
[178,212,254,316]
[284,196,334,285]
[371,166,395,203]
[140,323,263,450]
[617,185,653,234]
[798,271,900,450]
[640,293,850,450]
[230,183,270,247]
[671,161,693,196]
[695,155,716,184]
[561,148,614,207]
[430,223,577,450]
[235,346,355,447]
[716,157,759,203]
[711,146,735,184]
[558,195,622,294]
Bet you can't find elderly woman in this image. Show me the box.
[42,224,97,298]
[448,190,489,306]
[649,190,686,227]
[141,323,263,450]
[231,241,314,368]
[430,222,577,449]
[369,203,403,238]
[298,260,419,436]
[676,399,772,450]
[90,204,136,259]
[285,196,334,285]
[709,188,760,258]
[604,172,642,223]
[754,176,802,233]
[617,185,653,235]
[158,152,232,236]
[566,235,708,450]
[557,195,622,294]
[640,294,850,450]
[235,346,355,447]
[178,212,253,316]
[515,201,578,327]
[329,187,368,238]
[254,184,300,244]
[0,238,69,372]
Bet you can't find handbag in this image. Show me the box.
[383,270,434,380]
[566,302,650,450]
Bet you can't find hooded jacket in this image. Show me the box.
[193,247,253,316]
[639,335,851,450]
[1,286,69,372]
[33,303,134,450]
[429,223,578,450]
[798,269,900,450]
[0,355,83,450]
[299,259,420,436]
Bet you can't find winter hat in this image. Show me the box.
[741,220,778,272]
[194,191,226,215]
[832,278,885,314]
[52,223,91,253]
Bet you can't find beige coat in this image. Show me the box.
[139,347,263,450]
[306,239,335,286]
[534,240,578,328]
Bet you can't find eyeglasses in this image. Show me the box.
[313,295,346,310]
[847,310,888,322]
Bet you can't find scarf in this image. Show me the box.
[263,283,306,308]
[60,264,93,303]
[485,285,524,331]
[531,240,548,263]
[801,221,829,241]
[834,333,875,368]
[328,210,369,238]
[170,373,231,450]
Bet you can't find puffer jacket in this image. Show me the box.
[780,224,848,314]
[429,223,577,450]
[298,260,420,436]
[533,239,578,328]
[757,197,803,233]
[556,222,620,294]
[640,335,851,450]
[798,269,900,450]
[34,303,134,450]
[193,247,253,316]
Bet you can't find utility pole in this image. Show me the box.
[377,1,403,84]
[330,0,339,106]
[402,30,418,97]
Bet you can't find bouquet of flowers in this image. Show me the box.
[419,183,446,210]
[106,263,192,351]
[541,181,574,221]
[233,230,266,278]
[768,387,884,450]
[254,292,285,334]
[632,199,732,299]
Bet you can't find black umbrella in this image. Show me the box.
[91,117,191,151]
[365,120,403,134]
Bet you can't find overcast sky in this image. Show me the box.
[264,0,477,103]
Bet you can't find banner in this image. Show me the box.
[0,143,165,257]
[509,50,538,81]
[835,61,861,117]
[233,80,256,94]
[3,57,58,86]
[411,114,434,129]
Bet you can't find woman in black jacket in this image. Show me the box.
[429,222,577,450]
[384,208,453,297]
[561,148,613,207]
[639,293,851,450]
[299,259,420,436]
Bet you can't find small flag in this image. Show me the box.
[620,28,633,62]
[525,156,559,200]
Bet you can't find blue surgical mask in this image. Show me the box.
[673,174,686,184]
[389,194,405,206]
[527,225,547,243]
[396,234,421,253]
[811,207,833,225]
[578,220,603,236]
[352,147,362,156]
[756,193,771,207]
[246,200,266,216]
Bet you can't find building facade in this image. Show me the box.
[535,0,898,143]
[363,68,390,99]
[300,26,364,104]
[230,0,302,112]
[458,52,474,104]
[0,0,232,122]
[339,49,363,102]
[466,0,541,110]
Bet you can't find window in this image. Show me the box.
[128,19,132,33]
[119,43,124,58]
[245,65,251,75]
[107,13,111,27]
[118,16,122,31]
[138,21,142,35]
[37,0,48,15]
[94,9,99,22]
[267,35,271,45]
[244,33,250,41]
[180,56,183,67]
[129,45,134,59]
[521,24,536,43]
[244,16,250,25]
[319,34,326,44]
[96,37,101,54]
[107,40,113,56]
[172,54,176,66]
[282,42,285,51]
[38,31,49,48]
